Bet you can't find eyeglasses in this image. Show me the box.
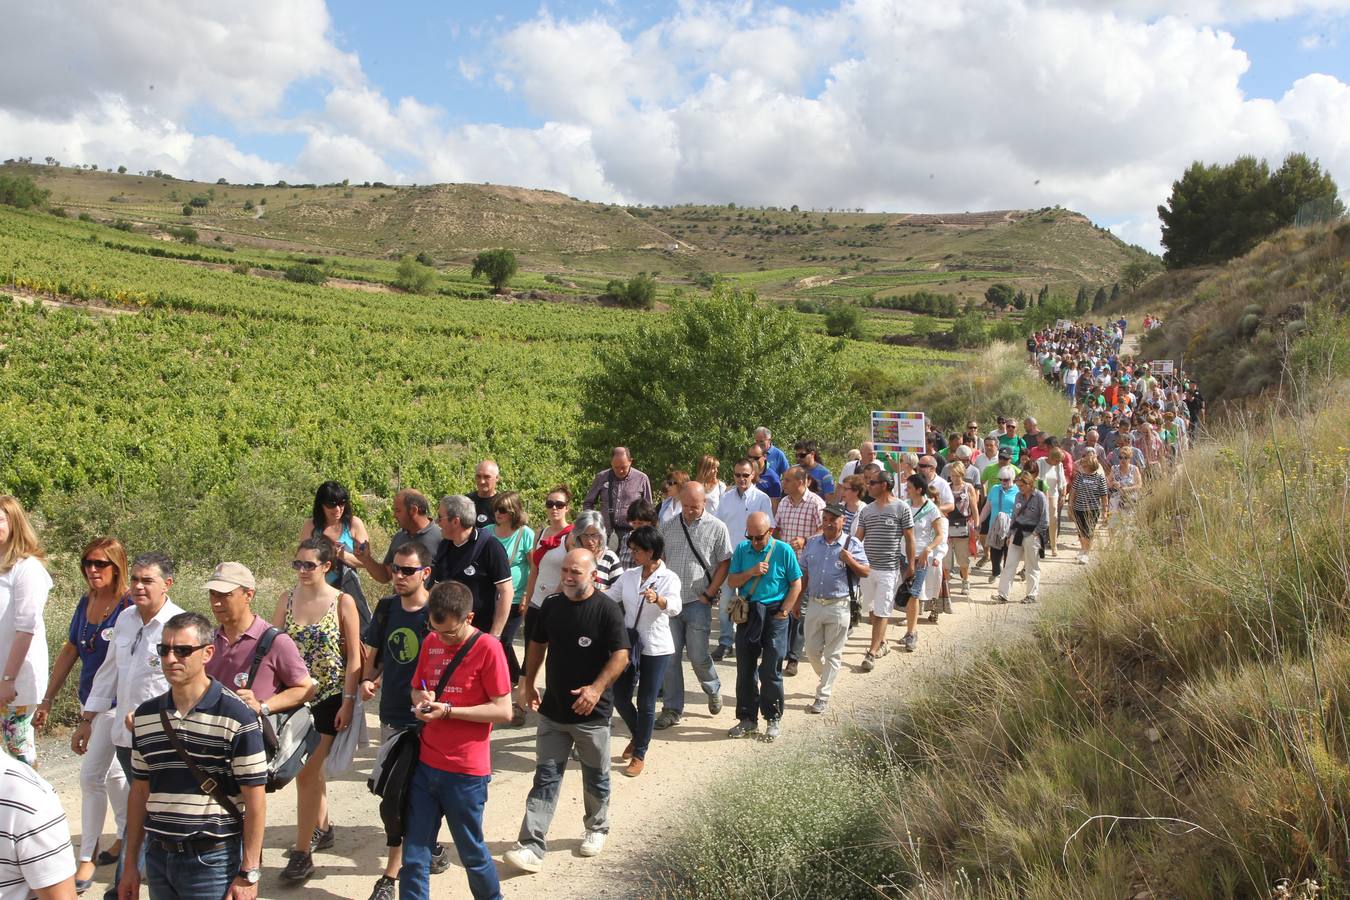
[733,471,753,479]
[796,452,809,458]
[544,500,568,510]
[391,564,426,577]
[578,532,603,543]
[291,560,321,572]
[745,531,771,541]
[82,558,114,571]
[156,643,210,659]
[866,479,885,486]
[323,500,346,508]
[918,464,935,470]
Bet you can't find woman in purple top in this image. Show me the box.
[34,537,134,887]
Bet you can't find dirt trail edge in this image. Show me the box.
[38,524,1095,899]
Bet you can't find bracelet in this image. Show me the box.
[342,693,356,700]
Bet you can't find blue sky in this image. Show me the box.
[4,0,1349,251]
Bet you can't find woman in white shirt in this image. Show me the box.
[694,455,726,516]
[611,526,681,778]
[1037,445,1067,556]
[0,496,51,766]
[905,479,948,624]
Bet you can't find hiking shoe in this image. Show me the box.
[995,594,1008,604]
[654,709,681,730]
[367,875,396,900]
[711,645,727,661]
[902,632,918,653]
[961,579,970,595]
[579,831,606,857]
[975,552,988,567]
[725,645,735,660]
[621,741,634,761]
[728,719,757,738]
[783,659,798,677]
[281,851,315,883]
[764,719,781,742]
[1023,595,1037,604]
[430,843,451,875]
[623,756,645,777]
[708,692,723,715]
[504,845,544,873]
[860,652,876,672]
[807,698,828,715]
[312,824,335,852]
[876,642,891,659]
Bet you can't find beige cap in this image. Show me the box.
[205,561,255,592]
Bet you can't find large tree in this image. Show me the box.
[578,285,857,478]
[471,249,519,293]
[1158,153,1342,268]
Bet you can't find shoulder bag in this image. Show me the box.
[730,541,777,626]
[677,514,715,592]
[160,708,245,825]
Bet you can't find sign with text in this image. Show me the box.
[1056,319,1073,331]
[1152,359,1175,375]
[871,410,927,456]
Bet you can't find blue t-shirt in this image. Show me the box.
[805,463,835,497]
[987,484,1018,519]
[755,467,782,499]
[765,445,790,478]
[729,538,803,604]
[362,597,430,729]
[68,593,134,705]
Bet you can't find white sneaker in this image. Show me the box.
[579,831,606,858]
[504,845,544,873]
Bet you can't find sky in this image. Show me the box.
[3,1,1349,253]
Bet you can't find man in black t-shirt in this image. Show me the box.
[503,549,629,875]
[465,459,500,529]
[431,495,511,638]
[358,543,451,896]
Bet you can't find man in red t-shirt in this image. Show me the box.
[400,582,512,900]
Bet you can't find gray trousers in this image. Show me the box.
[803,598,851,701]
[516,714,611,856]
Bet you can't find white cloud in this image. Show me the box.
[4,0,1349,255]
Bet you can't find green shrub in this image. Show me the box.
[284,263,325,285]
[394,254,436,293]
[823,302,864,338]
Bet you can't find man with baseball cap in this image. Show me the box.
[204,562,314,735]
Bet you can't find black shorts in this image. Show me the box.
[311,693,343,737]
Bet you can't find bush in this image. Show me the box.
[49,206,68,218]
[166,225,198,244]
[824,303,864,339]
[78,212,94,222]
[414,251,436,267]
[111,219,133,232]
[618,273,657,309]
[0,174,49,209]
[394,254,436,293]
[284,264,326,285]
[181,204,193,216]
[949,309,991,349]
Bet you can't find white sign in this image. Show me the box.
[871,410,926,456]
[1056,319,1073,331]
[1153,359,1175,375]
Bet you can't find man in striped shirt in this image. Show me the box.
[120,612,267,900]
[0,747,76,899]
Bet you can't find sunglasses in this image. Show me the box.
[918,464,935,469]
[745,531,771,541]
[866,479,885,486]
[82,558,115,571]
[291,560,321,572]
[156,643,210,659]
[796,452,810,458]
[391,564,426,577]
[545,500,568,510]
[733,471,753,478]
[323,500,346,508]
[748,455,763,461]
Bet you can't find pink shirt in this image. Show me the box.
[206,614,311,702]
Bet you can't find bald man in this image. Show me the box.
[507,549,629,873]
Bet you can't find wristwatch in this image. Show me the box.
[259,703,270,718]
[237,867,261,884]
[0,675,14,682]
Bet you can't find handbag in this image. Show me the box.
[731,541,777,625]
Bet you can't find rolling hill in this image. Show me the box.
[6,163,1151,306]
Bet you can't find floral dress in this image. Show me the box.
[284,592,344,702]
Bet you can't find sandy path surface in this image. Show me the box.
[37,519,1093,900]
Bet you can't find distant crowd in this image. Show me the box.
[0,315,1199,900]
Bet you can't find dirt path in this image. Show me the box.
[37,521,1093,899]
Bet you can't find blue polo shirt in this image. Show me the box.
[801,532,868,599]
[765,445,790,478]
[755,466,782,499]
[130,678,267,840]
[729,538,802,604]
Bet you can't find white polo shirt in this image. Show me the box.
[0,752,76,899]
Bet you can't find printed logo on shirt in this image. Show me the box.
[578,636,592,648]
[233,672,250,688]
[101,627,115,642]
[389,627,421,664]
[148,653,161,670]
[464,565,477,576]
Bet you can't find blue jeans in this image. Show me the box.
[717,584,737,649]
[734,612,789,723]
[401,765,499,900]
[107,746,146,900]
[787,608,805,661]
[661,600,720,714]
[613,653,673,760]
[145,840,241,900]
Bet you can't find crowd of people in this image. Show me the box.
[0,316,1203,900]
